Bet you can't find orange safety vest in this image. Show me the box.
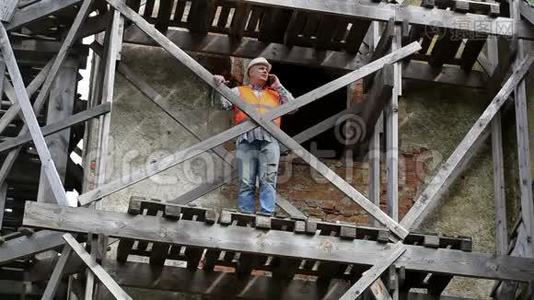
[233,86,282,127]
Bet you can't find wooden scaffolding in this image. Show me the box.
[0,0,534,299]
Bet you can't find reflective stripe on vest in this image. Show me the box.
[233,86,282,127]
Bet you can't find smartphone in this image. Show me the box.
[267,74,275,86]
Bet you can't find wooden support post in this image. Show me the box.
[340,243,405,300]
[369,113,383,227]
[0,24,69,206]
[37,59,78,203]
[41,245,73,300]
[511,0,534,258]
[490,90,508,255]
[62,233,132,300]
[385,25,401,221]
[86,9,123,300]
[94,0,420,239]
[400,55,534,230]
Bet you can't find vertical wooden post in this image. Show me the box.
[511,0,534,258]
[85,9,123,299]
[385,25,401,221]
[37,59,78,203]
[369,113,383,227]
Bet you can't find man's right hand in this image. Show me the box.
[213,75,229,86]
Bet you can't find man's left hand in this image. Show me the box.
[268,74,282,89]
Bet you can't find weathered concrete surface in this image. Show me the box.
[97,44,236,213]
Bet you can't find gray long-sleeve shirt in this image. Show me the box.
[220,84,294,144]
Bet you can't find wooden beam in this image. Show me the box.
[386,25,401,221]
[123,27,486,88]
[23,202,534,282]
[79,22,420,207]
[511,0,534,258]
[368,114,383,227]
[243,0,534,40]
[37,59,78,204]
[0,230,64,263]
[0,103,110,154]
[0,23,69,206]
[99,0,420,239]
[62,233,132,300]
[41,245,73,300]
[402,61,486,89]
[340,243,405,300]
[6,0,82,31]
[491,97,508,254]
[102,261,476,300]
[400,54,534,230]
[0,0,19,22]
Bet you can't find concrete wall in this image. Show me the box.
[87,42,534,299]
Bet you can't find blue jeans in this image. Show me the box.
[236,140,280,214]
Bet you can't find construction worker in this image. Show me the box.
[213,57,294,215]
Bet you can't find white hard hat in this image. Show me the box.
[247,57,272,74]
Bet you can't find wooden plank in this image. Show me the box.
[102,261,476,300]
[369,114,383,227]
[243,0,532,39]
[41,245,72,300]
[284,10,306,45]
[400,55,534,230]
[385,25,401,221]
[402,61,485,88]
[188,0,215,33]
[345,19,371,54]
[0,0,19,22]
[229,3,249,39]
[491,111,508,255]
[257,7,292,43]
[511,0,534,258]
[37,59,78,204]
[62,233,132,300]
[6,0,81,31]
[81,6,421,207]
[0,183,6,230]
[155,0,173,32]
[0,230,64,263]
[23,202,534,282]
[340,243,405,300]
[460,39,486,71]
[0,24,70,207]
[0,103,110,154]
[428,30,462,68]
[122,26,485,88]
